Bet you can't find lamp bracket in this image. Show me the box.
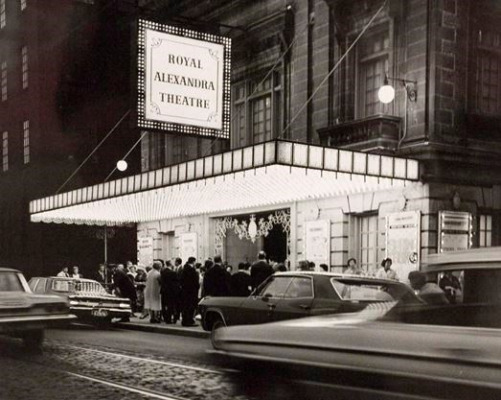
[385,76,417,102]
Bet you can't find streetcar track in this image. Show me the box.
[2,350,191,400]
[59,343,224,374]
[66,371,190,400]
[49,344,240,375]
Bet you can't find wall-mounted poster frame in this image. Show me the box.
[438,211,472,253]
[385,211,421,282]
[305,220,330,270]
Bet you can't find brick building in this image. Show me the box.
[0,0,140,277]
[19,0,501,277]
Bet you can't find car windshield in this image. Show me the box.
[331,278,407,302]
[0,272,25,292]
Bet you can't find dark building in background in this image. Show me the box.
[0,0,140,277]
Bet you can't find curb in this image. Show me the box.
[114,322,210,339]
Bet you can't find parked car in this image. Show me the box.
[0,268,75,350]
[198,271,421,331]
[28,276,132,323]
[210,249,501,400]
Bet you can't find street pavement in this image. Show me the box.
[114,315,210,339]
[0,324,242,400]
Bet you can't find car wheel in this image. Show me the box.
[23,329,44,352]
[211,316,225,331]
[210,316,225,347]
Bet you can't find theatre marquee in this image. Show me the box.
[137,20,231,139]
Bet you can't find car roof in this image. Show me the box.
[31,276,102,284]
[0,267,21,273]
[274,271,403,284]
[422,247,501,272]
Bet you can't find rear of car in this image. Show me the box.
[30,277,131,323]
[0,268,74,349]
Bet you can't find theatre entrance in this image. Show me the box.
[214,209,290,269]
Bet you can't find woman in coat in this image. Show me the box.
[144,261,162,323]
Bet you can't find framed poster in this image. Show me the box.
[386,211,421,283]
[438,211,472,253]
[137,236,154,267]
[305,220,330,270]
[180,232,198,261]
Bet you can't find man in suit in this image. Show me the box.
[180,257,199,326]
[110,264,137,320]
[230,262,252,297]
[160,261,181,324]
[202,255,231,297]
[251,251,274,290]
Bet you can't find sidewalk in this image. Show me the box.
[114,315,210,339]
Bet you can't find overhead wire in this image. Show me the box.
[278,0,389,139]
[56,109,131,194]
[201,5,307,157]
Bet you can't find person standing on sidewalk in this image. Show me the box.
[251,251,273,290]
[160,261,180,324]
[180,257,199,326]
[144,261,162,323]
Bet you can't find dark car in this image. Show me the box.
[0,268,75,349]
[210,248,501,400]
[28,276,132,323]
[199,271,420,331]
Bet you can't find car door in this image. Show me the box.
[272,276,315,322]
[237,275,293,325]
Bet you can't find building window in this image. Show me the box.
[23,120,29,164]
[478,214,492,247]
[2,131,7,172]
[473,29,501,115]
[357,214,379,275]
[21,46,28,89]
[232,72,281,147]
[356,26,391,118]
[0,0,5,29]
[1,61,6,102]
[20,0,26,11]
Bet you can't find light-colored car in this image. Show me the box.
[29,276,131,323]
[0,268,75,349]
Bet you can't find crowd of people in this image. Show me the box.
[55,251,461,324]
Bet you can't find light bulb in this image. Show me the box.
[116,160,128,172]
[378,84,395,104]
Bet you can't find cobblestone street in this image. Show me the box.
[0,329,248,400]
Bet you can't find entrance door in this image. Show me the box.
[225,230,261,268]
[264,223,287,264]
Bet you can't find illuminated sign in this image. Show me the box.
[137,20,231,139]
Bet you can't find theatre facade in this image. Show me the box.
[27,0,501,278]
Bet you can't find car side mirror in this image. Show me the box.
[261,293,272,302]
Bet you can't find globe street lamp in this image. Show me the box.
[116,160,128,172]
[378,74,418,104]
